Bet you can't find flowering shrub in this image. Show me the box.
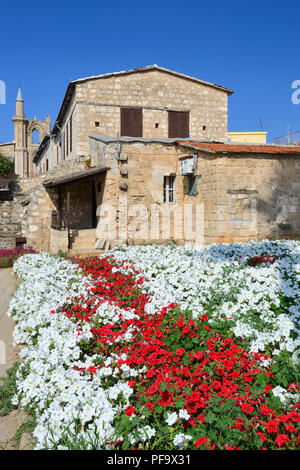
[245,254,276,267]
[0,247,37,268]
[8,241,300,450]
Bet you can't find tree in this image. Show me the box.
[0,153,13,177]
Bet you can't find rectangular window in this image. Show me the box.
[163,176,175,203]
[168,111,189,138]
[62,132,65,160]
[46,159,49,172]
[70,114,73,153]
[121,107,143,137]
[58,134,62,162]
[66,124,69,157]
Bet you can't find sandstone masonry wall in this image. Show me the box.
[177,147,300,244]
[74,70,228,158]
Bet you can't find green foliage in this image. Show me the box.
[0,258,11,269]
[270,350,300,389]
[56,249,68,259]
[0,362,19,416]
[0,153,13,177]
[14,419,36,448]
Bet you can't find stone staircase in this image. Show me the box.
[69,229,100,255]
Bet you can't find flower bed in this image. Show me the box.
[0,247,37,269]
[8,241,300,450]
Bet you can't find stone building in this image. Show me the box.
[33,64,233,175]
[1,65,300,252]
[0,88,50,177]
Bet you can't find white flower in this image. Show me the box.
[173,433,192,449]
[165,412,178,426]
[179,409,190,421]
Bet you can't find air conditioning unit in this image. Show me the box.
[179,154,197,175]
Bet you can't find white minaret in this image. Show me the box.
[13,88,28,177]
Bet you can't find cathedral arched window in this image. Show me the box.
[32,128,40,145]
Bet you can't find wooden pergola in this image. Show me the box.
[44,166,107,249]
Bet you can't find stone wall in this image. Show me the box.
[48,228,68,254]
[0,158,90,252]
[0,201,21,249]
[0,143,15,158]
[91,138,300,246]
[74,69,228,157]
[36,69,229,173]
[178,146,300,244]
[3,136,299,252]
[213,153,300,243]
[91,138,194,244]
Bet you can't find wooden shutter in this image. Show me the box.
[168,111,189,138]
[121,107,143,137]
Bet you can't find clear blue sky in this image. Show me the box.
[0,0,299,143]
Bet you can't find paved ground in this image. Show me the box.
[0,268,20,450]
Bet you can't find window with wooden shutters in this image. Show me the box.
[168,111,189,138]
[121,107,143,137]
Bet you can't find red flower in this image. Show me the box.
[241,403,254,414]
[275,434,290,448]
[194,351,204,360]
[260,404,272,416]
[265,420,278,434]
[176,348,185,357]
[196,414,205,424]
[125,406,136,417]
[257,432,267,443]
[234,418,245,431]
[284,424,296,433]
[195,436,208,448]
[288,382,299,391]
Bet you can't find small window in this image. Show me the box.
[46,159,49,172]
[95,122,100,127]
[163,176,175,203]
